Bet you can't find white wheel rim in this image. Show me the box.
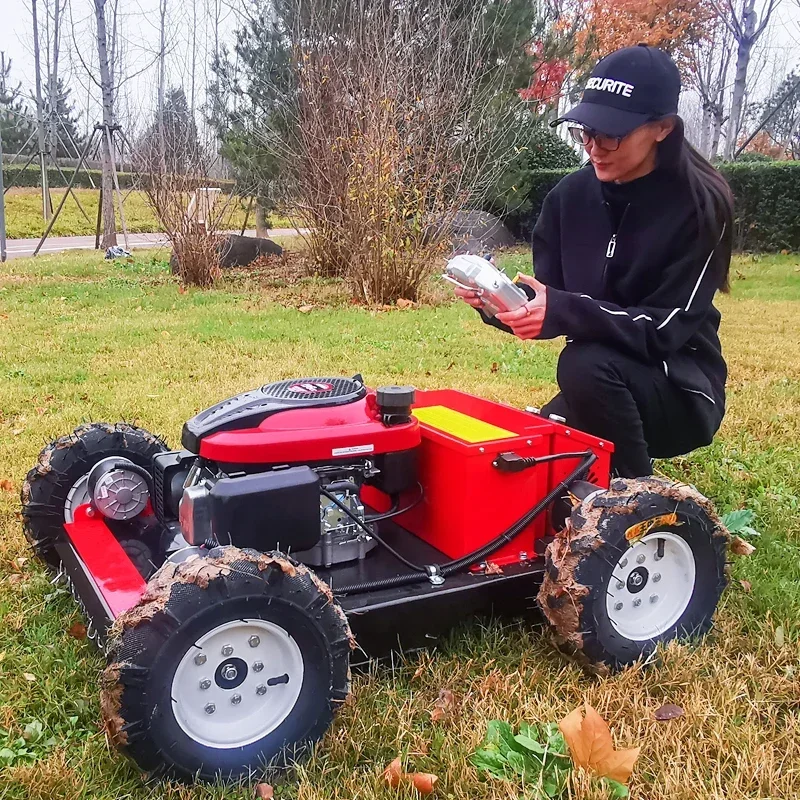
[605,531,696,641]
[171,618,305,749]
[64,475,91,523]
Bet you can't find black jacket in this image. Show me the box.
[483,165,729,442]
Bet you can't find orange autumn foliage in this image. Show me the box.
[574,0,712,70]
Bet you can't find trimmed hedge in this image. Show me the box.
[2,164,235,191]
[486,161,800,253]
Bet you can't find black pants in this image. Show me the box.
[540,342,707,478]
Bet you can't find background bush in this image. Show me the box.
[485,159,800,252]
[2,164,234,192]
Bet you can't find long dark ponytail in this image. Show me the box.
[658,117,734,292]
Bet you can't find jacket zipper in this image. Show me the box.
[601,202,630,286]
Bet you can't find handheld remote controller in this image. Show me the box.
[443,253,530,318]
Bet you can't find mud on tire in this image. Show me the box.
[537,476,729,672]
[20,422,168,569]
[101,547,354,781]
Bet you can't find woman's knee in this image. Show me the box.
[556,342,622,400]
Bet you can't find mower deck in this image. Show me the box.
[319,522,546,657]
[56,505,546,657]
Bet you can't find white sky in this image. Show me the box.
[3,0,800,143]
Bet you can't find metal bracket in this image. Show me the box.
[425,564,446,586]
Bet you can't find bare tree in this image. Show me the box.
[714,0,781,159]
[687,10,734,158]
[156,0,168,170]
[93,0,118,247]
[268,0,532,304]
[31,0,52,219]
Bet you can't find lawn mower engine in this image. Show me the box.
[21,374,729,782]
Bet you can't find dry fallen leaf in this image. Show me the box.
[255,784,274,799]
[775,625,785,648]
[410,773,438,795]
[23,673,37,682]
[730,536,756,556]
[68,621,87,640]
[739,579,752,593]
[298,304,314,313]
[654,703,685,721]
[0,479,14,493]
[430,688,455,722]
[396,298,414,309]
[490,362,499,373]
[559,703,640,785]
[383,757,404,788]
[412,663,426,680]
[484,561,504,575]
[383,757,438,795]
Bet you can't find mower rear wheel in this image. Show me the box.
[21,422,168,569]
[537,476,728,672]
[102,546,353,781]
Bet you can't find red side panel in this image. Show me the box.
[63,504,147,618]
[198,397,421,464]
[389,389,613,566]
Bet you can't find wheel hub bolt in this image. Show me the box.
[256,684,267,696]
[650,594,659,604]
[653,573,661,582]
[204,703,216,714]
[221,644,234,656]
[620,558,628,568]
[231,693,242,705]
[633,598,642,607]
[636,554,646,564]
[248,635,260,648]
[194,653,207,666]
[616,580,624,590]
[199,679,211,690]
[614,602,623,611]
[253,661,264,672]
[221,664,238,681]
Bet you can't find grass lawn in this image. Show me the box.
[3,188,296,239]
[0,249,798,799]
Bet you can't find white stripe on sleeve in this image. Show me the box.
[656,307,681,330]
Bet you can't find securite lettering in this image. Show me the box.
[586,77,634,97]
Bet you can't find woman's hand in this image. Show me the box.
[453,284,484,309]
[495,274,548,340]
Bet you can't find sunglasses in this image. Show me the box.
[567,125,624,152]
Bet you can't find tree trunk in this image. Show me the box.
[94,0,117,248]
[699,105,711,158]
[158,0,167,170]
[710,103,724,159]
[255,202,269,237]
[31,0,52,220]
[724,0,757,160]
[48,0,61,158]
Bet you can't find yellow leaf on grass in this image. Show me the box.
[559,703,640,785]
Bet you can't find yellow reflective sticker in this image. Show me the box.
[413,406,517,444]
[624,513,680,542]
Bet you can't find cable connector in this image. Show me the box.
[492,452,537,473]
[424,564,446,586]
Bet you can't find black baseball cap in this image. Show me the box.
[553,44,681,138]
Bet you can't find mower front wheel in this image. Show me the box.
[537,476,728,672]
[102,546,354,781]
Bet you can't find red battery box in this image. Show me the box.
[393,389,612,567]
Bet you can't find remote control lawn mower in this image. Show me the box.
[20,374,729,781]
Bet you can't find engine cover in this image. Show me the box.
[182,376,368,452]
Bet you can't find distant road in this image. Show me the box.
[3,228,304,260]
